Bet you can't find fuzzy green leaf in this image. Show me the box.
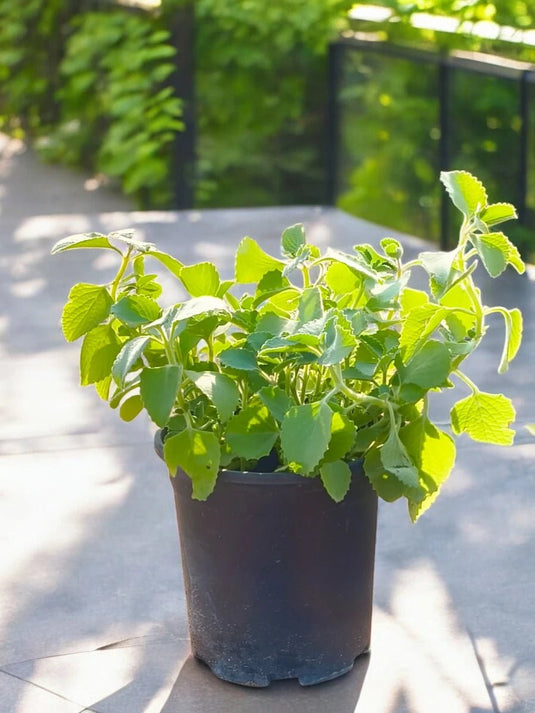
[317,315,356,366]
[320,460,352,502]
[364,447,405,502]
[51,232,114,254]
[380,427,420,491]
[451,391,516,445]
[400,417,456,522]
[281,223,306,257]
[480,202,517,227]
[440,170,487,217]
[472,232,525,277]
[164,429,220,500]
[186,370,239,422]
[258,385,292,423]
[399,304,448,361]
[80,324,121,386]
[111,295,161,327]
[400,340,451,389]
[147,248,183,279]
[219,347,258,371]
[322,412,355,463]
[119,394,143,422]
[298,287,323,324]
[325,262,362,295]
[180,262,220,297]
[323,248,377,280]
[174,296,230,321]
[498,308,523,374]
[112,336,151,386]
[418,249,459,298]
[226,403,279,460]
[61,283,112,342]
[140,365,181,427]
[281,401,333,475]
[235,237,284,283]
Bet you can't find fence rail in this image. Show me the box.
[327,37,535,249]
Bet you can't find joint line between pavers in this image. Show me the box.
[466,630,502,713]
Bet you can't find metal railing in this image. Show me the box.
[327,36,535,248]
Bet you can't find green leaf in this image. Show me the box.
[399,303,448,361]
[418,249,459,298]
[526,424,535,436]
[400,417,456,522]
[451,391,516,445]
[51,232,114,254]
[61,283,113,342]
[472,232,525,277]
[164,429,220,500]
[147,248,183,279]
[226,403,279,460]
[498,308,523,374]
[258,385,292,423]
[380,427,420,491]
[322,412,355,463]
[120,394,143,422]
[320,460,352,502]
[281,401,333,475]
[140,365,181,427]
[252,269,290,308]
[219,347,258,371]
[235,237,284,283]
[480,202,517,227]
[400,340,451,389]
[112,336,151,386]
[317,315,356,366]
[322,247,377,280]
[381,238,403,260]
[298,287,323,324]
[440,170,488,217]
[186,370,239,422]
[108,229,154,252]
[180,262,220,297]
[111,295,161,327]
[364,447,405,502]
[281,223,306,257]
[325,262,362,295]
[174,296,230,321]
[80,324,121,386]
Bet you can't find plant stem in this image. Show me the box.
[110,247,133,300]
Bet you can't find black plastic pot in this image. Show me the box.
[155,432,378,687]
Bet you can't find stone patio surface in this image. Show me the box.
[1,133,534,713]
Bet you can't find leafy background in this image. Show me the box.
[1,0,534,252]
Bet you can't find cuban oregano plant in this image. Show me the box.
[52,171,524,521]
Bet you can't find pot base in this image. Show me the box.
[197,649,368,687]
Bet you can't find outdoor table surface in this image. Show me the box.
[1,135,534,713]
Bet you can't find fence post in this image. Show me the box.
[167,1,196,209]
[326,42,342,206]
[439,59,451,250]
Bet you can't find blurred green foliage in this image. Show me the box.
[0,1,182,208]
[338,3,535,256]
[193,0,353,207]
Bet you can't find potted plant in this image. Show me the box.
[52,171,524,687]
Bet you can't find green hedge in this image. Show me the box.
[0,1,182,208]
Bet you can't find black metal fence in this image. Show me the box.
[327,37,535,249]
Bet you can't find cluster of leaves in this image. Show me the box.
[0,0,94,135]
[52,171,524,521]
[37,9,183,208]
[366,0,534,32]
